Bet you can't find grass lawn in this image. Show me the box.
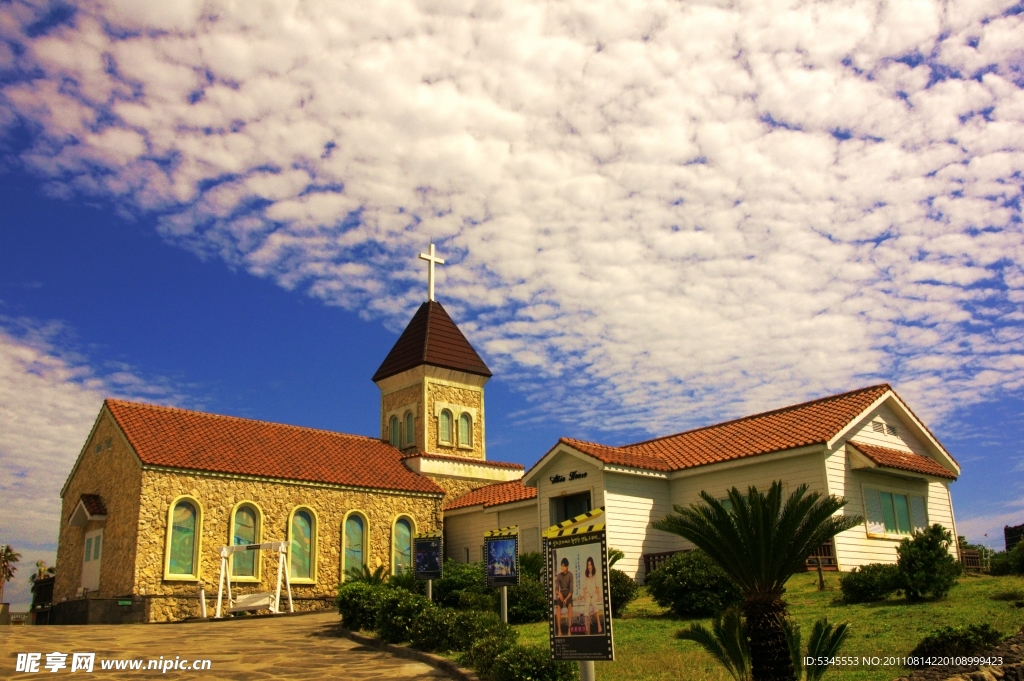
[511,572,1024,681]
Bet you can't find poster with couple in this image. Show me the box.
[546,526,614,661]
[484,526,519,588]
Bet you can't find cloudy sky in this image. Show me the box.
[1,0,1023,608]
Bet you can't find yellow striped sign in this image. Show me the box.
[543,507,605,538]
[415,530,443,539]
[484,525,519,537]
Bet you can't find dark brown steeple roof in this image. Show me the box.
[372,301,492,382]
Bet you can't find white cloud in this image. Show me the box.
[1,0,1023,434]
[957,503,1024,550]
[0,318,185,609]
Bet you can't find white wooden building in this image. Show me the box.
[442,384,960,581]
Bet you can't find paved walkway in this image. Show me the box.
[1,612,450,679]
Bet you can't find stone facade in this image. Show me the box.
[54,409,143,604]
[380,382,422,454]
[423,474,494,506]
[135,470,442,622]
[425,381,484,459]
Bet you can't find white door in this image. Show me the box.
[82,529,102,592]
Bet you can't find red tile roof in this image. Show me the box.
[372,301,492,382]
[848,441,957,480]
[105,400,444,495]
[79,494,107,516]
[546,384,898,474]
[444,480,537,511]
[403,452,524,470]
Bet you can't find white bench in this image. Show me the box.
[214,542,294,618]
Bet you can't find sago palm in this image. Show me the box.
[652,482,861,681]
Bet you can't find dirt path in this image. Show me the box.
[0,612,450,679]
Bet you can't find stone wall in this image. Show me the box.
[425,474,494,506]
[135,470,442,622]
[426,381,484,459]
[380,382,422,454]
[54,409,143,604]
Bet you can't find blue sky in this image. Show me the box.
[1,0,1023,609]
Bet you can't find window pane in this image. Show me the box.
[394,519,412,574]
[440,412,451,443]
[405,413,414,445]
[169,502,196,575]
[389,417,400,447]
[459,414,471,446]
[93,534,101,560]
[894,494,911,534]
[344,515,365,576]
[290,511,313,579]
[719,498,734,513]
[879,492,898,533]
[232,506,257,577]
[84,537,92,563]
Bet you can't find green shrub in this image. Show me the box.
[907,624,1005,667]
[388,568,426,594]
[375,589,433,643]
[408,606,463,652]
[506,577,548,624]
[839,563,901,604]
[990,542,1024,576]
[897,524,962,601]
[490,645,579,681]
[336,582,387,631]
[433,559,489,609]
[458,629,519,680]
[609,568,638,617]
[646,549,743,618]
[520,551,544,581]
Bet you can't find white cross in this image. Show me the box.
[418,243,445,302]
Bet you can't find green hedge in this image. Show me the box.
[375,589,433,643]
[840,563,901,604]
[908,624,1004,666]
[506,577,548,624]
[990,542,1024,576]
[491,645,579,681]
[645,549,743,618]
[336,582,388,631]
[609,568,639,617]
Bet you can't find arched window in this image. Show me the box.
[231,503,260,578]
[343,513,367,579]
[165,497,201,579]
[405,412,414,446]
[392,517,413,575]
[439,410,453,445]
[459,413,472,447]
[289,508,317,582]
[389,416,400,447]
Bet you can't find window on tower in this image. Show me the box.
[459,413,472,447]
[405,412,414,446]
[389,416,400,447]
[439,410,453,445]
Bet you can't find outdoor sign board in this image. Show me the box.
[544,508,614,661]
[484,526,519,588]
[413,530,443,581]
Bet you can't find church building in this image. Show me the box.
[52,248,961,623]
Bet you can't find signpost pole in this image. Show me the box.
[427,579,432,602]
[500,585,508,623]
[579,661,596,681]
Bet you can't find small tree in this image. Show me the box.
[897,524,961,601]
[653,482,861,681]
[1,544,22,604]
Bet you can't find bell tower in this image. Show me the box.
[372,245,492,461]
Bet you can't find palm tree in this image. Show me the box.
[1,544,22,604]
[652,482,861,681]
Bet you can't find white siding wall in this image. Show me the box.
[497,505,541,554]
[604,472,683,582]
[535,453,604,533]
[845,403,931,456]
[670,450,829,514]
[445,509,498,563]
[824,403,958,569]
